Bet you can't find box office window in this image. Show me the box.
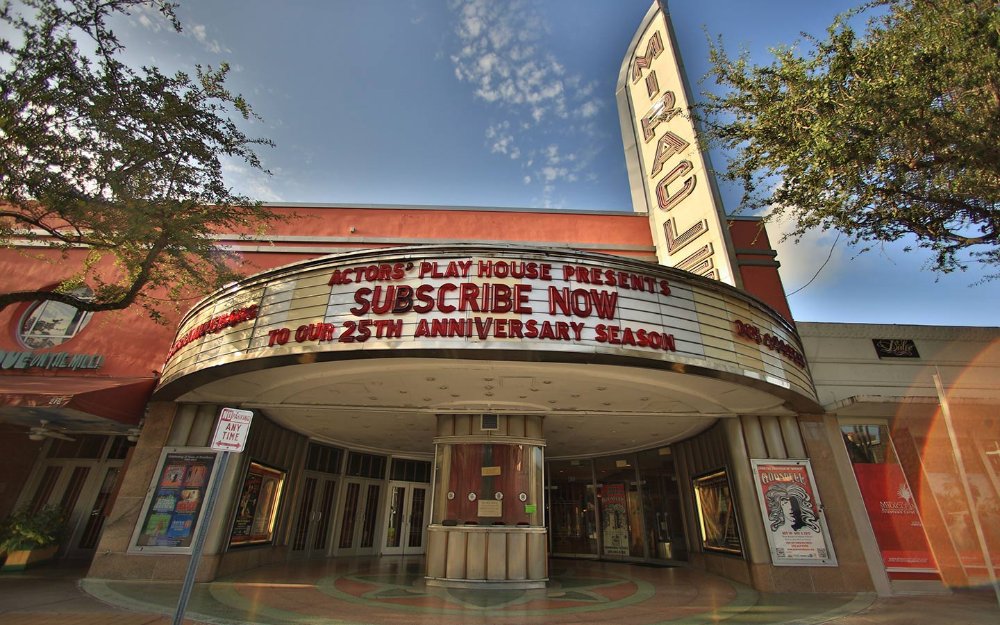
[433,442,544,527]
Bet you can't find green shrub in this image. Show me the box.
[0,506,65,551]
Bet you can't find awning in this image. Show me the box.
[0,375,156,425]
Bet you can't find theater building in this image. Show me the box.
[0,2,996,596]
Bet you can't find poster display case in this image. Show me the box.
[130,448,220,553]
[750,459,838,566]
[229,461,286,547]
[693,469,742,555]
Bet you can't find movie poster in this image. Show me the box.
[229,461,285,546]
[134,451,217,550]
[600,483,629,556]
[751,459,837,566]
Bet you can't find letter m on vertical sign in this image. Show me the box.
[212,408,254,453]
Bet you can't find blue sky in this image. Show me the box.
[111,0,998,327]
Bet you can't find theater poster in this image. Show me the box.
[751,459,837,566]
[130,448,220,553]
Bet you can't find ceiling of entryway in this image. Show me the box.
[171,357,798,458]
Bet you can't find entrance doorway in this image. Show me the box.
[381,481,429,555]
[547,449,686,562]
[335,478,382,556]
[21,435,131,561]
[289,473,338,558]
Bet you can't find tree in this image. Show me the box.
[700,0,999,278]
[0,0,276,320]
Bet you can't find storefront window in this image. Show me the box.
[840,424,936,575]
[18,287,93,348]
[433,442,543,526]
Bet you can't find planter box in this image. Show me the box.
[2,545,58,571]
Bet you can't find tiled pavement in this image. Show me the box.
[0,558,997,625]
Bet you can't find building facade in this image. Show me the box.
[0,1,996,597]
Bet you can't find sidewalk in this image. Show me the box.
[0,558,997,625]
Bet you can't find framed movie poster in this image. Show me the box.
[693,470,743,554]
[751,459,838,566]
[130,448,220,553]
[229,461,286,546]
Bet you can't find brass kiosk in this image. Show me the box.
[426,414,547,589]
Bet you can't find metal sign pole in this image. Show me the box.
[171,450,231,625]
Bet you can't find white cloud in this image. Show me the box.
[222,161,282,203]
[187,22,227,55]
[448,0,605,201]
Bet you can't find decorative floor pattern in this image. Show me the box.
[83,557,873,625]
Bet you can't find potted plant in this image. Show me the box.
[0,505,65,571]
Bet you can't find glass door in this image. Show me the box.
[548,459,598,557]
[336,478,382,556]
[594,454,645,559]
[382,482,429,555]
[21,435,130,561]
[289,473,338,559]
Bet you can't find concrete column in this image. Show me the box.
[189,404,217,445]
[740,415,767,458]
[723,418,770,564]
[167,403,197,446]
[779,415,807,458]
[759,415,787,458]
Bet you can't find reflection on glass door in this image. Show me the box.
[382,482,429,555]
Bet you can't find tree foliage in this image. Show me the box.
[0,0,276,319]
[700,0,1000,277]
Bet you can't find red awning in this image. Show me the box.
[0,376,156,425]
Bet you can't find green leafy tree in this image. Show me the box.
[0,0,276,319]
[700,0,999,277]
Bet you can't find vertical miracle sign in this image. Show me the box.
[212,408,254,453]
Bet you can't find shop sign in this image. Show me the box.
[0,349,103,371]
[751,459,838,566]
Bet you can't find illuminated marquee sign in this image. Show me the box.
[616,3,739,286]
[159,247,816,406]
